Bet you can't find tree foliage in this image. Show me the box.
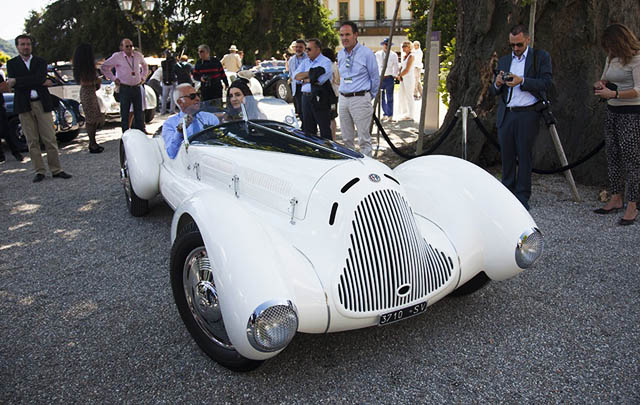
[20,0,337,64]
[23,0,168,62]
[407,0,457,52]
[166,0,338,64]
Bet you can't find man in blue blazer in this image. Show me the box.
[491,24,552,210]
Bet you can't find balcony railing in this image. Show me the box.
[333,19,413,29]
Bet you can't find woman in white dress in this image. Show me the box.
[396,41,415,121]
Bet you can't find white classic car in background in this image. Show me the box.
[119,97,543,371]
[96,81,157,123]
[47,63,157,123]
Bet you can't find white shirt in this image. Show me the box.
[413,48,424,70]
[21,55,39,99]
[151,66,163,82]
[506,47,538,107]
[375,50,399,77]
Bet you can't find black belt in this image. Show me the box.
[302,92,313,96]
[384,75,394,79]
[506,104,539,112]
[30,98,40,101]
[340,91,368,97]
[120,84,140,88]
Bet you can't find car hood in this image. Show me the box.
[188,145,354,221]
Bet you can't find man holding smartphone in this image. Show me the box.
[491,24,553,210]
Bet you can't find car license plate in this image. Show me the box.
[379,301,428,326]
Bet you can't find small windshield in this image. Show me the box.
[184,96,362,159]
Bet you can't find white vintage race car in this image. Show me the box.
[120,97,543,371]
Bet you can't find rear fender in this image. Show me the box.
[122,129,162,200]
[172,190,328,360]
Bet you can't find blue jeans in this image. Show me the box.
[381,76,395,117]
[119,84,144,132]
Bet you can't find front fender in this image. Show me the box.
[122,129,162,200]
[171,190,328,360]
[394,155,539,284]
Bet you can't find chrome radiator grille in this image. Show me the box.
[337,189,454,313]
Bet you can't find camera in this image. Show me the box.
[501,72,514,82]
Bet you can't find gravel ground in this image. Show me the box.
[0,118,638,403]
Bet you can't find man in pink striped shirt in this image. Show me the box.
[101,38,148,132]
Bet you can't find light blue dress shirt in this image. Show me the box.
[294,53,334,93]
[288,53,309,96]
[505,47,538,107]
[337,42,380,99]
[162,111,220,159]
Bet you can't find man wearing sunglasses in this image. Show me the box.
[161,84,219,159]
[101,38,149,133]
[491,24,552,210]
[293,38,334,140]
[193,44,228,107]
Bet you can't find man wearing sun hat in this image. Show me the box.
[221,45,242,73]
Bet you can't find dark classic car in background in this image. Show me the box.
[2,91,83,153]
[235,60,292,103]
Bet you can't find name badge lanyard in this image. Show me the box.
[344,46,357,83]
[126,55,136,76]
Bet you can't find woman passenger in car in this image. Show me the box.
[224,80,265,121]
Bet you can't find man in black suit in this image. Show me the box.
[491,24,552,210]
[6,34,71,182]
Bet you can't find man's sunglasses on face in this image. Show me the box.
[510,42,525,49]
[180,93,199,100]
[124,45,133,48]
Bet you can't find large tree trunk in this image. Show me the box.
[435,0,640,185]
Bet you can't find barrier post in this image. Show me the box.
[460,106,470,160]
[548,123,581,201]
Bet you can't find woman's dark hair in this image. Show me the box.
[602,23,640,66]
[226,79,253,100]
[322,48,336,62]
[72,43,97,83]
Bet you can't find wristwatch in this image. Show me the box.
[615,89,619,99]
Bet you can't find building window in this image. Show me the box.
[376,1,386,20]
[339,1,349,21]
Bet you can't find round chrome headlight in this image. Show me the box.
[246,300,298,352]
[64,110,73,125]
[515,227,543,268]
[285,115,295,125]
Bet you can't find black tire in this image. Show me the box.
[449,272,491,297]
[272,79,292,103]
[120,144,149,217]
[7,117,28,153]
[56,129,79,143]
[144,109,155,124]
[170,222,263,372]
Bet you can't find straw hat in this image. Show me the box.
[229,45,238,51]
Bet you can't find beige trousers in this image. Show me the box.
[19,100,62,175]
[338,93,374,157]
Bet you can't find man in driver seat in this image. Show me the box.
[162,84,220,159]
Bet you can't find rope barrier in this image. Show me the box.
[375,107,605,175]
[373,114,459,159]
[471,115,605,175]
